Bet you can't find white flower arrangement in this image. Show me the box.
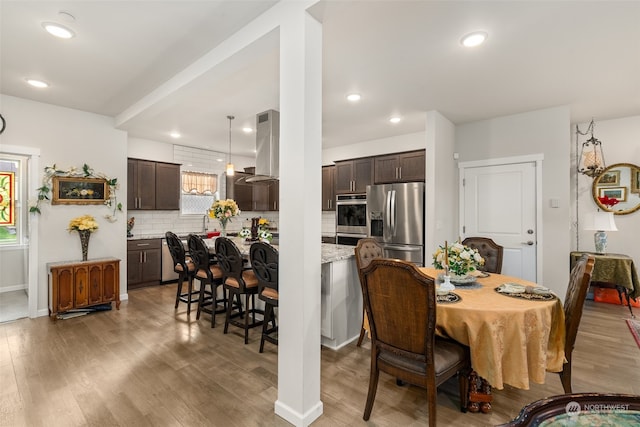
[433,240,485,276]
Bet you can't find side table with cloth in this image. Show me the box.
[419,267,566,391]
[570,251,639,316]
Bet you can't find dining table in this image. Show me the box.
[420,267,566,391]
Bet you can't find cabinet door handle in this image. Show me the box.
[398,167,402,180]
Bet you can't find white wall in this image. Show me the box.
[456,106,571,294]
[1,94,128,315]
[425,111,457,260]
[322,131,425,165]
[573,115,640,265]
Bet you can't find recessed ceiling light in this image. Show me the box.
[461,31,488,48]
[389,116,402,124]
[346,93,361,102]
[242,127,253,133]
[42,22,75,39]
[26,79,49,88]
[170,132,181,139]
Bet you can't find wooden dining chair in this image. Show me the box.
[165,231,198,315]
[354,238,384,347]
[187,234,226,327]
[360,258,470,425]
[250,242,279,352]
[462,237,504,273]
[215,237,264,344]
[559,253,595,393]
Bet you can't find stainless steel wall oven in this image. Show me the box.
[335,193,367,245]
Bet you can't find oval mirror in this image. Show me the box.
[592,163,640,215]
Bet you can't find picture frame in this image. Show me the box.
[632,167,640,194]
[52,176,109,205]
[598,170,620,186]
[598,186,627,202]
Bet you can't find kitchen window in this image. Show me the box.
[181,171,218,215]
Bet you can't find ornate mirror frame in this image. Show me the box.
[592,162,640,215]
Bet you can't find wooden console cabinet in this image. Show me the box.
[48,258,121,319]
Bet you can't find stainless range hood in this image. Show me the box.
[245,109,279,183]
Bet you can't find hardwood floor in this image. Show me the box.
[1,283,639,426]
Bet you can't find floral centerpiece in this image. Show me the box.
[433,240,485,277]
[257,218,273,242]
[68,214,99,261]
[208,199,240,236]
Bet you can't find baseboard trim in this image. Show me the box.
[0,284,28,293]
[275,399,323,427]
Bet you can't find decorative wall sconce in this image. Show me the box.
[576,119,606,177]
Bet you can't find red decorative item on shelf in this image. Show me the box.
[598,195,619,208]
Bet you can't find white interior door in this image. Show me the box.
[461,162,537,282]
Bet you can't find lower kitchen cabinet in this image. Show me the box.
[127,239,162,288]
[48,258,121,319]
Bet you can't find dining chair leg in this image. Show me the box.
[223,290,235,334]
[186,279,194,316]
[363,364,380,421]
[196,279,206,320]
[560,362,572,394]
[243,294,251,345]
[174,273,185,309]
[259,303,272,353]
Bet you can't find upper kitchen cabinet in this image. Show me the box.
[128,158,180,210]
[155,162,181,210]
[322,165,336,210]
[335,158,373,194]
[374,150,425,184]
[226,171,279,211]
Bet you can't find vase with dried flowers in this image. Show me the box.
[68,214,99,261]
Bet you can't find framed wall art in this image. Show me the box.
[598,186,627,203]
[632,167,640,194]
[52,176,109,205]
[598,170,620,186]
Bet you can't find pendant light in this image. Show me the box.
[226,115,235,176]
[576,119,606,178]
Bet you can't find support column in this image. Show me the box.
[275,3,323,427]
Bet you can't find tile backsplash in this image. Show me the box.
[128,211,335,238]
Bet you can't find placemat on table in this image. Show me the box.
[493,286,556,301]
[437,292,461,304]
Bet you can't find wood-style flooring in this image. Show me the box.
[1,283,639,426]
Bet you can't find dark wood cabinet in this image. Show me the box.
[128,158,180,210]
[335,158,373,194]
[374,150,425,184]
[127,239,162,288]
[226,172,279,211]
[322,166,336,210]
[155,162,180,210]
[49,258,121,319]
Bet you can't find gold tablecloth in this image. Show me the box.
[420,268,566,390]
[570,252,640,299]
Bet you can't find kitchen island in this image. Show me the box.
[320,244,362,349]
[130,234,361,350]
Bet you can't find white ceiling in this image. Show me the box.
[2,1,640,159]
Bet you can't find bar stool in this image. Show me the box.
[215,237,263,344]
[165,231,198,315]
[250,242,279,352]
[187,234,225,327]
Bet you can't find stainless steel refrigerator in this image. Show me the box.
[366,182,425,265]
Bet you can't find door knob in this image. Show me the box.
[522,240,534,245]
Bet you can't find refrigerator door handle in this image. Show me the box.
[390,190,397,236]
[384,190,392,237]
